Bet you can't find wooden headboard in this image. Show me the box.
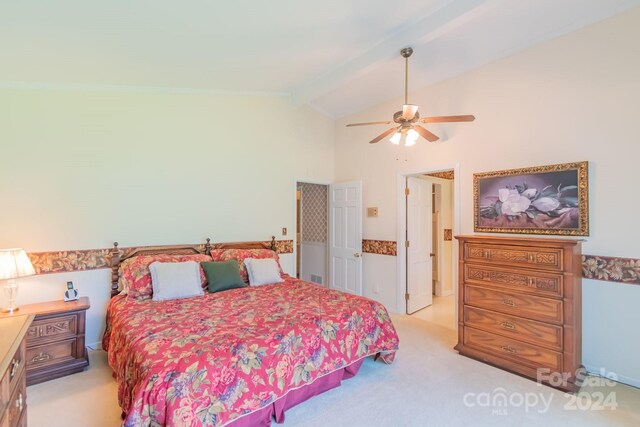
[110,236,277,297]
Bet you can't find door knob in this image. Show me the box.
[430,253,435,257]
[354,252,361,258]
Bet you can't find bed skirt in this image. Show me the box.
[226,357,366,427]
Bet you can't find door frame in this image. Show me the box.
[396,164,461,315]
[293,178,330,280]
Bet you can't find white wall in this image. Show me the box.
[335,9,640,386]
[0,88,334,346]
[300,243,327,285]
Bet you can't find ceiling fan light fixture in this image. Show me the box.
[406,128,419,146]
[346,46,475,146]
[402,104,419,120]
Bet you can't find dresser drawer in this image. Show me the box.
[464,243,563,272]
[463,326,562,371]
[464,306,563,351]
[25,339,78,370]
[464,263,563,298]
[0,341,25,411]
[27,315,78,346]
[5,371,25,427]
[464,284,563,324]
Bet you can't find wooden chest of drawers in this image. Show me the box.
[454,236,583,392]
[0,315,33,427]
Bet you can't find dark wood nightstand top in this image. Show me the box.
[0,297,90,318]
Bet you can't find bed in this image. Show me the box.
[102,238,399,427]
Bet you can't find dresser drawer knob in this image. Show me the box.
[500,321,516,330]
[31,352,51,363]
[501,345,517,354]
[16,392,23,412]
[10,358,20,380]
[502,299,516,307]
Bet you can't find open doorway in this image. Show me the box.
[398,169,457,331]
[296,182,329,286]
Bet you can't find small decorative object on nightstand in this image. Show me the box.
[0,248,36,314]
[0,297,90,385]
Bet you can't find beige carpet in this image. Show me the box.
[28,315,640,427]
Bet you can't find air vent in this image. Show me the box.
[310,274,323,285]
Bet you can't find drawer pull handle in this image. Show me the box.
[10,358,20,380]
[502,299,516,307]
[31,352,51,363]
[500,321,516,330]
[16,392,23,412]
[501,345,517,354]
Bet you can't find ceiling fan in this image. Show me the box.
[346,47,475,146]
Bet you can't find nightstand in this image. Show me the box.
[0,297,90,386]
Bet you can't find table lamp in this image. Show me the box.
[0,248,35,313]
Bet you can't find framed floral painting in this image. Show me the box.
[474,161,589,236]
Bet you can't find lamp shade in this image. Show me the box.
[0,248,35,280]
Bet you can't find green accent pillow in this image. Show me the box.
[201,260,246,293]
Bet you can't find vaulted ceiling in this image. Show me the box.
[1,0,638,117]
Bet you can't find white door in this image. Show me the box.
[329,181,362,295]
[406,176,433,313]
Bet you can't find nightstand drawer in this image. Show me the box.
[26,339,78,370]
[27,315,78,346]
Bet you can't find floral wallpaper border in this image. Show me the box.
[362,239,397,256]
[582,255,640,285]
[28,240,294,275]
[26,241,639,285]
[359,240,639,286]
[425,171,455,180]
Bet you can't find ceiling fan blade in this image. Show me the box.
[346,121,394,127]
[414,125,440,142]
[370,126,400,144]
[402,104,419,120]
[421,115,475,123]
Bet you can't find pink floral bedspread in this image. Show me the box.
[103,276,399,427]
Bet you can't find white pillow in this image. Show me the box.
[149,261,204,301]
[244,258,284,286]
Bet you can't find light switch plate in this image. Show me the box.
[282,227,287,236]
[367,207,379,217]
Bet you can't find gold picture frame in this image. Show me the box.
[474,161,589,236]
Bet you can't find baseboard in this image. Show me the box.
[86,341,103,351]
[436,289,453,297]
[584,364,640,389]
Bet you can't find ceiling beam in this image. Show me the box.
[290,0,502,107]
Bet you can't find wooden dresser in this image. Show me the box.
[0,297,90,386]
[0,315,34,427]
[454,235,582,392]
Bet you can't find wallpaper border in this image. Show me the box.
[360,240,639,286]
[582,255,640,285]
[26,240,639,285]
[28,240,294,275]
[362,239,397,256]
